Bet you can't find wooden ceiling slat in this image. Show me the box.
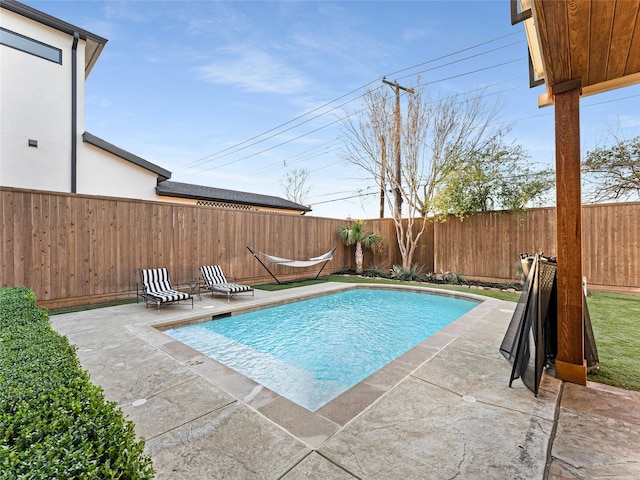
[529,0,640,95]
[567,0,590,85]
[588,0,615,85]
[532,0,552,82]
[607,0,638,80]
[535,0,572,86]
[608,0,640,79]
[621,1,640,76]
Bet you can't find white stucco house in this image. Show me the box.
[0,0,310,215]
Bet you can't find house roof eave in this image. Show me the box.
[83,132,171,182]
[156,180,312,214]
[0,0,108,77]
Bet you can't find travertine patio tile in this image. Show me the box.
[561,381,640,424]
[118,376,236,440]
[257,395,340,449]
[146,401,309,480]
[78,346,199,404]
[445,320,508,358]
[318,378,551,480]
[315,380,385,426]
[281,452,359,480]
[62,324,143,350]
[413,346,560,420]
[549,382,640,479]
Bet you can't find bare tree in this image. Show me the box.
[582,134,640,202]
[341,83,504,269]
[280,168,311,205]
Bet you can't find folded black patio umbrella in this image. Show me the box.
[500,253,598,395]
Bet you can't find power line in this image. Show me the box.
[182,58,526,177]
[308,93,640,206]
[396,40,525,83]
[238,80,524,178]
[309,188,361,199]
[282,84,515,172]
[186,61,522,175]
[311,191,377,205]
[173,83,379,172]
[174,35,637,181]
[384,31,522,79]
[489,93,640,128]
[418,58,523,87]
[253,140,342,175]
[192,87,638,183]
[173,33,526,173]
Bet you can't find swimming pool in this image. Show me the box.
[166,288,477,411]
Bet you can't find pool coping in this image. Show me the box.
[137,283,500,449]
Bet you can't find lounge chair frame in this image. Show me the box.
[137,267,193,312]
[200,265,254,302]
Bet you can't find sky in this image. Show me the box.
[27,0,640,219]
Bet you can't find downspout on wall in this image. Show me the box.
[71,31,79,193]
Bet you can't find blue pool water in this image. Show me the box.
[166,289,477,411]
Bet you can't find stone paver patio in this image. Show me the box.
[50,283,640,479]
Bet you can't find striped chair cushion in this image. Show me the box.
[140,268,190,301]
[145,289,191,302]
[200,265,253,293]
[141,268,171,291]
[200,265,227,285]
[206,282,252,294]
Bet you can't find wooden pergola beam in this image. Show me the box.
[517,0,640,385]
[552,79,586,385]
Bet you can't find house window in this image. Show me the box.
[0,27,62,64]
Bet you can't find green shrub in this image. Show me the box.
[440,270,468,285]
[0,287,154,479]
[422,272,437,282]
[391,264,423,281]
[364,263,390,278]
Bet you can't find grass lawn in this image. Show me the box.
[585,291,640,391]
[258,276,640,392]
[49,299,136,315]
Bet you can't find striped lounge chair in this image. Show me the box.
[199,265,254,302]
[137,267,193,312]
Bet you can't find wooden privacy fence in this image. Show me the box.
[363,218,434,274]
[434,203,640,290]
[1,187,638,308]
[0,188,409,308]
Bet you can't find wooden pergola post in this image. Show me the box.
[552,79,587,385]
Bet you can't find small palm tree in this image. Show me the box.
[338,220,382,275]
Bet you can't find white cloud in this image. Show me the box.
[196,45,308,95]
[401,27,430,42]
[85,94,113,109]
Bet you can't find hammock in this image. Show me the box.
[246,246,336,284]
[261,249,335,267]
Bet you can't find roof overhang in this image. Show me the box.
[83,132,171,182]
[156,181,312,214]
[0,0,107,77]
[514,0,640,107]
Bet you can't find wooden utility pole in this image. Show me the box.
[379,135,386,218]
[382,77,414,215]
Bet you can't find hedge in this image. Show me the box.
[0,287,154,479]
